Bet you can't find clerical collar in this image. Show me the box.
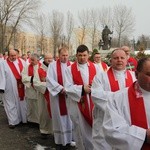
[113,68,126,75]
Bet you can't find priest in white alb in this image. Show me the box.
[0,50,27,128]
[103,57,150,150]
[91,48,136,150]
[46,47,73,150]
[64,44,99,150]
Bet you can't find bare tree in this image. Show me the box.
[31,12,48,54]
[113,5,135,47]
[99,7,114,29]
[65,11,74,51]
[0,0,40,53]
[78,9,90,44]
[49,10,64,58]
[89,9,100,50]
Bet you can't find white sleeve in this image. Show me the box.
[64,66,82,102]
[103,91,146,150]
[0,61,6,90]
[91,71,113,110]
[46,62,63,96]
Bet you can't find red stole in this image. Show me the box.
[28,62,41,87]
[7,58,25,100]
[107,67,133,92]
[56,59,70,116]
[71,61,96,127]
[101,62,107,71]
[128,82,150,149]
[38,67,52,118]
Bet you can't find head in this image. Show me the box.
[14,49,20,58]
[30,53,40,66]
[44,53,53,65]
[93,52,101,63]
[8,50,17,61]
[0,53,3,58]
[21,54,27,61]
[121,46,131,58]
[136,57,150,92]
[58,47,69,63]
[110,48,128,71]
[76,44,89,64]
[27,51,31,58]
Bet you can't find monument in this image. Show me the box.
[102,25,113,50]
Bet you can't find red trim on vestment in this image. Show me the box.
[71,61,96,127]
[38,67,52,118]
[128,82,150,149]
[107,67,133,92]
[101,62,108,71]
[7,58,25,100]
[56,59,70,116]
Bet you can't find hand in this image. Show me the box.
[60,88,66,95]
[83,84,91,94]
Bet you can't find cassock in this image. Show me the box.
[91,68,136,150]
[33,62,53,134]
[46,60,72,146]
[1,58,27,125]
[64,61,98,150]
[103,82,150,150]
[21,64,39,124]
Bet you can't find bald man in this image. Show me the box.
[33,53,53,138]
[0,50,27,129]
[121,46,137,71]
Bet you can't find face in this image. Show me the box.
[22,55,27,61]
[9,50,17,61]
[76,51,89,64]
[110,50,127,71]
[136,60,150,92]
[59,50,69,63]
[44,54,53,65]
[94,54,101,63]
[30,56,39,66]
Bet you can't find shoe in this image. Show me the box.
[56,144,62,150]
[40,133,48,139]
[9,125,15,129]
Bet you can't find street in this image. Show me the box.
[0,104,56,150]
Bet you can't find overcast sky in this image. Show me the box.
[41,0,150,40]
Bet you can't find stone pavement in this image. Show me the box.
[0,105,76,150]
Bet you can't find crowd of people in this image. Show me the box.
[0,44,150,150]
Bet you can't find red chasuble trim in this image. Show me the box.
[71,61,96,127]
[7,58,25,100]
[128,82,150,149]
[101,62,107,71]
[107,67,133,92]
[56,59,70,116]
[38,67,52,118]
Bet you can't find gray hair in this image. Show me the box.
[30,53,40,60]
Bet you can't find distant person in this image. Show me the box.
[103,57,150,149]
[93,52,108,72]
[121,46,137,71]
